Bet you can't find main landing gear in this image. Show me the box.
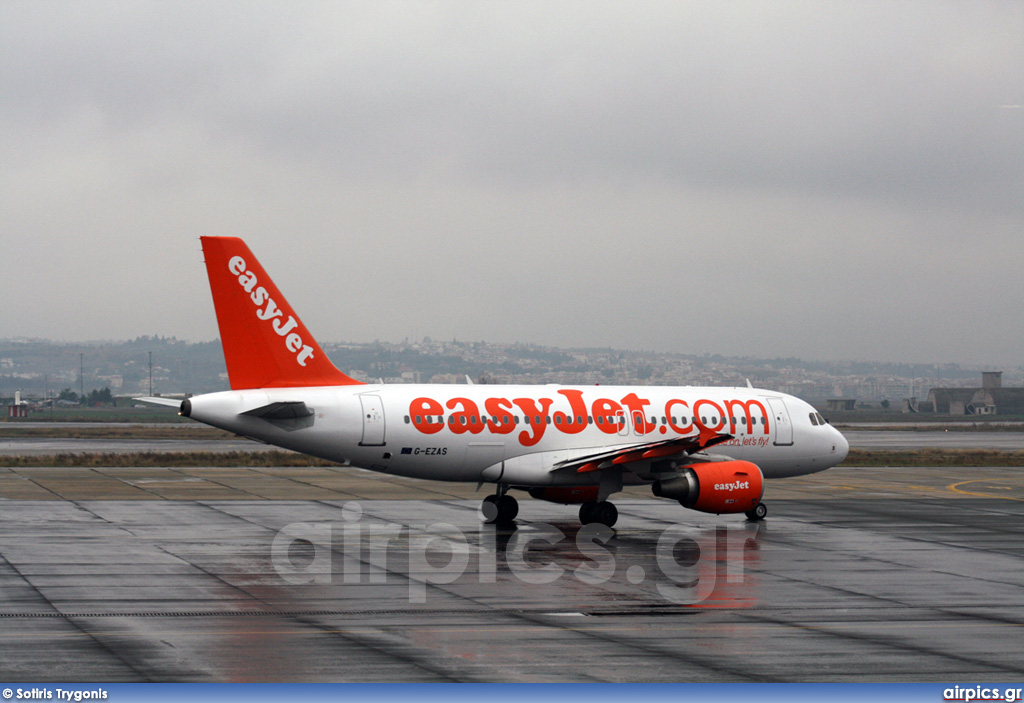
[481,492,519,524]
[579,500,618,528]
[745,502,768,521]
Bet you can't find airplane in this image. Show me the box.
[140,236,849,527]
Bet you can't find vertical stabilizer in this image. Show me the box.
[200,236,362,389]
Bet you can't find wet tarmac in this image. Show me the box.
[1,464,1023,682]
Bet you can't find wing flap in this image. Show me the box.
[551,426,733,475]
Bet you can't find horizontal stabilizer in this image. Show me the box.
[242,401,314,421]
[133,396,184,409]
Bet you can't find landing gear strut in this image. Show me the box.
[481,490,519,524]
[745,502,768,521]
[579,500,618,527]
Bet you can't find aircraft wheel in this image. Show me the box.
[579,501,598,525]
[745,502,767,521]
[480,494,500,524]
[496,495,519,524]
[594,501,618,527]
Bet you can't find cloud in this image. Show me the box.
[1,1,1022,365]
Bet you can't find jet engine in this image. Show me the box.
[651,460,764,515]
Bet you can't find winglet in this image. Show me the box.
[200,236,362,389]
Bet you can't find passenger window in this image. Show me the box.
[597,416,604,425]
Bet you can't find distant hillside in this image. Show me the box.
[1,336,1013,405]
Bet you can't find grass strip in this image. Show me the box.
[0,451,338,468]
[839,448,1024,467]
[0,426,234,440]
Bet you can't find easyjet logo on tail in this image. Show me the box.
[228,255,315,367]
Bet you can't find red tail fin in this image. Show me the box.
[200,236,362,389]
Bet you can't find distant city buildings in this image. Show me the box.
[1,337,1021,411]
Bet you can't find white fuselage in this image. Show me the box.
[185,383,849,487]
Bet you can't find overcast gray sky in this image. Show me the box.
[2,1,1022,365]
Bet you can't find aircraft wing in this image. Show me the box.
[550,425,733,474]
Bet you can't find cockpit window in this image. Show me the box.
[809,413,819,426]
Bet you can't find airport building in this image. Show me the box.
[924,371,1024,415]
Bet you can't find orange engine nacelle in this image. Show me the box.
[528,486,600,505]
[651,460,764,514]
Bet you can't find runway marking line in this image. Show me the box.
[947,479,1024,502]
